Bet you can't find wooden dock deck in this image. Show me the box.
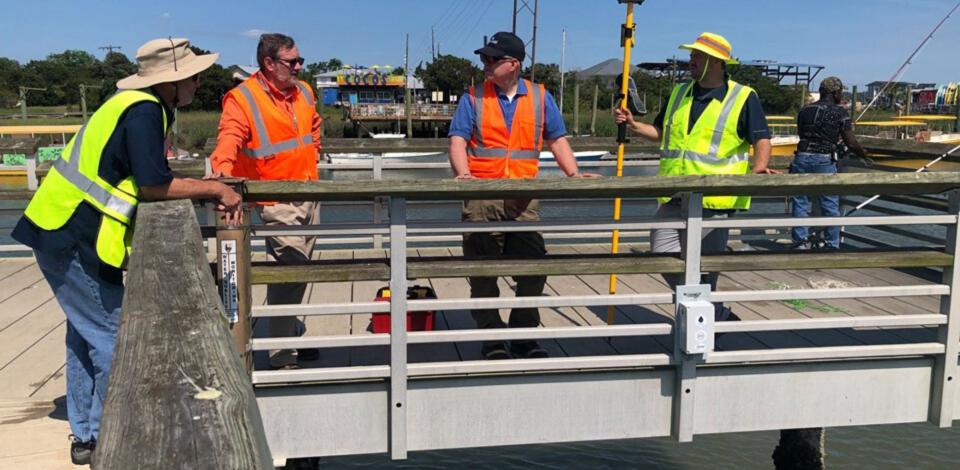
[0,240,945,468]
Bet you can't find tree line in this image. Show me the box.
[1,46,799,116]
[414,54,804,116]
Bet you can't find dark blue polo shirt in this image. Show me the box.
[12,94,175,284]
[654,81,770,144]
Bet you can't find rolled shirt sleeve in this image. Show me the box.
[542,90,567,140]
[448,94,476,141]
[210,93,251,176]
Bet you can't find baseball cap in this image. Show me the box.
[474,32,526,62]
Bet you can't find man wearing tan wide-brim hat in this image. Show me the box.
[11,37,242,466]
[614,31,775,324]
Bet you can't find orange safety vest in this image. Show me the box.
[467,79,545,179]
[226,74,319,181]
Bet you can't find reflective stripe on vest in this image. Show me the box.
[237,83,315,159]
[658,80,754,209]
[51,126,136,221]
[466,79,545,178]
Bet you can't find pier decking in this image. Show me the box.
[0,244,949,468]
[5,172,960,468]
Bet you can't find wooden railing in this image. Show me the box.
[220,172,960,461]
[97,199,272,469]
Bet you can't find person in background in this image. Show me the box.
[614,31,775,322]
[448,31,598,360]
[210,33,322,369]
[12,38,242,465]
[790,76,867,249]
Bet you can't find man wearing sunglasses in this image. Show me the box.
[211,33,322,369]
[449,31,598,360]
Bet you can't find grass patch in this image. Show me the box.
[767,281,848,313]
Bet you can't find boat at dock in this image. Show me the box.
[325,150,609,165]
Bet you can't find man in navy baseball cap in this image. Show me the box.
[474,31,526,62]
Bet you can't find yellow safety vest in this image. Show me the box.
[659,80,753,209]
[23,90,168,268]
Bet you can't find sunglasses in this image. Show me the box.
[274,56,305,68]
[481,54,514,66]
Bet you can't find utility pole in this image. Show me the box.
[530,0,538,83]
[405,33,413,137]
[431,27,436,60]
[18,86,46,119]
[79,84,102,122]
[511,0,539,82]
[99,45,122,55]
[559,29,566,113]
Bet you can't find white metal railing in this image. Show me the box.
[229,188,960,458]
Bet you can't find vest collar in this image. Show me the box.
[254,71,298,101]
[491,78,528,100]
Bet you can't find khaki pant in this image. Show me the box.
[650,200,732,318]
[257,201,319,367]
[462,199,546,330]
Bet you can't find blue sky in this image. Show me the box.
[4,0,960,87]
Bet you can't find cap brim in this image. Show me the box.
[116,52,219,90]
[679,43,738,65]
[474,46,508,58]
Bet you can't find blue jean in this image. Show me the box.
[789,152,840,248]
[35,249,124,443]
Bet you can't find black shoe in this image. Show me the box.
[481,341,511,360]
[511,340,549,359]
[297,348,320,362]
[70,435,95,466]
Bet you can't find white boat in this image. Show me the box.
[325,151,443,165]
[369,132,406,139]
[538,150,607,161]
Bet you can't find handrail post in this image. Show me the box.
[216,204,253,374]
[204,156,216,259]
[26,152,38,190]
[388,196,409,459]
[932,189,960,426]
[673,191,704,442]
[373,154,384,249]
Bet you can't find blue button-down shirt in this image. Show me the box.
[448,79,567,141]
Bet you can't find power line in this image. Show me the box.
[455,0,496,52]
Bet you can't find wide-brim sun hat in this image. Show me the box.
[117,37,219,90]
[679,32,739,65]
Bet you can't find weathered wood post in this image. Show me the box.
[97,199,272,469]
[851,85,858,119]
[590,83,599,136]
[573,81,580,135]
[955,94,960,132]
[216,185,254,373]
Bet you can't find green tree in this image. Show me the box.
[728,65,801,114]
[185,45,232,111]
[0,58,22,107]
[415,54,482,101]
[522,63,560,95]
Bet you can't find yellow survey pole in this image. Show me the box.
[607,1,637,324]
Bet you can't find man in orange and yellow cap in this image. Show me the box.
[615,32,775,321]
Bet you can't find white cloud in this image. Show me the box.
[241,29,268,38]
[160,12,171,19]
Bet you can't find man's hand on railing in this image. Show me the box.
[752,165,782,174]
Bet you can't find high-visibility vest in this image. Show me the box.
[23,90,167,268]
[467,79,545,179]
[659,80,754,209]
[226,74,318,181]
